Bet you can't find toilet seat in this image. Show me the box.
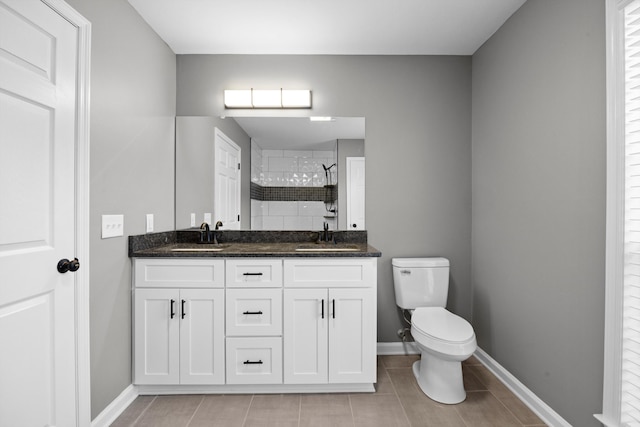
[411,307,476,357]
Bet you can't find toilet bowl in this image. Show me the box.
[410,307,476,404]
[391,257,477,404]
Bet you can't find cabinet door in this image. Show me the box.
[283,289,328,384]
[134,289,180,384]
[328,288,376,383]
[179,289,225,385]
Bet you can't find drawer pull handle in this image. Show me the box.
[170,299,176,319]
[243,360,263,365]
[321,299,324,319]
[242,310,263,315]
[242,272,263,276]
[332,299,336,319]
[181,299,186,319]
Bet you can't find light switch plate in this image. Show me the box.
[102,214,124,238]
[146,214,154,233]
[204,213,211,224]
[190,213,196,227]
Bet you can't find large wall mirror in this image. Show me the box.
[175,116,365,231]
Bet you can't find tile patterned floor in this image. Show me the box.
[111,355,547,427]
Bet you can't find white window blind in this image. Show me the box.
[623,2,640,425]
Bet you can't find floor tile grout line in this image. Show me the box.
[464,367,491,393]
[391,389,414,427]
[184,394,205,427]
[459,367,501,427]
[466,363,544,426]
[383,364,424,427]
[241,394,254,427]
[348,393,356,427]
[488,388,531,427]
[451,393,471,427]
[130,395,157,426]
[387,379,415,427]
[384,366,401,396]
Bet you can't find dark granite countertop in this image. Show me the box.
[129,230,381,258]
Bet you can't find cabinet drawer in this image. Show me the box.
[226,289,282,336]
[284,258,377,288]
[226,259,283,287]
[134,258,225,288]
[226,337,282,384]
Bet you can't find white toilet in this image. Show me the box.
[392,257,476,404]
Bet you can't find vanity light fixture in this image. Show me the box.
[224,89,312,109]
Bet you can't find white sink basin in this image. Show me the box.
[171,247,225,252]
[295,244,360,252]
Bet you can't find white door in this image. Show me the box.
[179,288,225,385]
[328,288,376,383]
[134,289,180,385]
[0,1,81,425]
[214,128,241,229]
[283,289,328,384]
[346,157,366,230]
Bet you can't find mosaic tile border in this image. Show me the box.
[251,182,336,202]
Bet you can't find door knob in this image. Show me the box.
[57,258,80,273]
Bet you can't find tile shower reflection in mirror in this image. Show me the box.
[250,142,338,230]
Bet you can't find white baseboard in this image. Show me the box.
[376,341,420,355]
[474,347,571,427]
[91,384,139,427]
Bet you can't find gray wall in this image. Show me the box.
[175,117,251,230]
[64,0,176,419]
[471,1,605,426]
[177,55,473,342]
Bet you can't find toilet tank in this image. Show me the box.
[392,258,450,310]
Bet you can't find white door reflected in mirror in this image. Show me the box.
[214,128,241,230]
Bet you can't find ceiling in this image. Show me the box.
[234,117,365,150]
[127,0,526,55]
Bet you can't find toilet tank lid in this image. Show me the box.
[392,257,449,268]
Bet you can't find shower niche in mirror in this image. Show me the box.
[175,116,364,231]
[250,139,338,230]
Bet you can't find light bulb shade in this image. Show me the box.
[282,90,311,108]
[224,90,252,108]
[224,89,312,109]
[252,90,282,108]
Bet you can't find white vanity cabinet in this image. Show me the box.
[133,259,225,385]
[132,255,377,392]
[283,258,377,385]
